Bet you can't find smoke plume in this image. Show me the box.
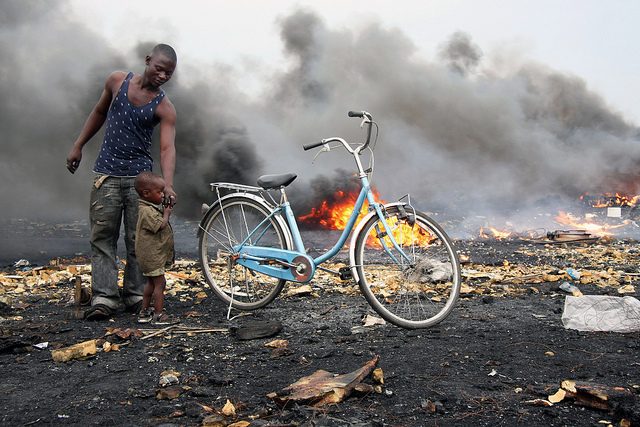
[438,31,483,75]
[2,3,639,239]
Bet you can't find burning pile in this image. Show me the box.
[554,211,628,237]
[471,190,640,243]
[298,188,376,230]
[298,186,640,244]
[580,193,640,208]
[298,186,436,248]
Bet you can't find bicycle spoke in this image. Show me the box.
[355,207,460,328]
[199,197,289,310]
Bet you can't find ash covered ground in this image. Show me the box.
[1,219,639,426]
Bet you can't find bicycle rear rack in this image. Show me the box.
[210,182,262,193]
[207,182,280,210]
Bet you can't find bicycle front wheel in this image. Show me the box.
[198,196,290,310]
[354,206,461,329]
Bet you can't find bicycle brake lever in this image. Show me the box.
[311,143,330,164]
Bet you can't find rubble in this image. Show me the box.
[51,339,97,362]
[0,228,639,425]
[536,229,600,244]
[267,355,380,406]
[545,380,636,414]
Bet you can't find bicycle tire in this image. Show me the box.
[198,195,290,310]
[353,206,461,329]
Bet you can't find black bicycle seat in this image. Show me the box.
[257,173,297,190]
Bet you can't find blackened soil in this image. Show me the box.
[1,239,640,426]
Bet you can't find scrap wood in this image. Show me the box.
[165,270,202,281]
[535,237,600,245]
[51,339,97,362]
[563,380,636,411]
[547,380,636,411]
[139,326,229,339]
[169,327,228,334]
[502,272,548,282]
[166,271,191,280]
[104,327,145,340]
[140,325,180,340]
[267,355,379,407]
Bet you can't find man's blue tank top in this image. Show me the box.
[93,72,166,176]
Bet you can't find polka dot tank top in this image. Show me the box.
[93,72,166,176]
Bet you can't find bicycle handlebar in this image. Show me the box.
[303,140,325,151]
[303,110,374,152]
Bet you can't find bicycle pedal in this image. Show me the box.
[339,267,353,281]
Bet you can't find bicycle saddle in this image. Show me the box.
[257,173,297,190]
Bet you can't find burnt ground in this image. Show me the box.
[1,220,640,426]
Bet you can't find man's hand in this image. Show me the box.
[163,187,177,207]
[66,148,82,174]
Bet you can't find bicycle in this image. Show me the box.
[197,111,461,329]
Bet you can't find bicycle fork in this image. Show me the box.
[360,175,414,267]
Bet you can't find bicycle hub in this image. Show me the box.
[291,255,313,282]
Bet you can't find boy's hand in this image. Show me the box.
[163,195,176,207]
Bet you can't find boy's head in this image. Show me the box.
[135,171,166,204]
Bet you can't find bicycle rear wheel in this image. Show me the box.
[353,206,461,329]
[198,196,290,310]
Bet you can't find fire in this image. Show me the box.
[479,227,513,240]
[299,188,435,247]
[373,215,438,247]
[554,210,627,237]
[299,189,373,230]
[581,192,640,208]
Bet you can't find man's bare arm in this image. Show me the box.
[66,72,125,173]
[157,98,178,204]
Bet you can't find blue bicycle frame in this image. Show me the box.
[232,173,412,283]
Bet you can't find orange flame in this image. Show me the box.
[554,210,627,236]
[479,227,513,240]
[299,188,434,247]
[371,215,438,248]
[299,189,375,229]
[582,192,640,208]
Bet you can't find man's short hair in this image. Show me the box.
[151,44,177,64]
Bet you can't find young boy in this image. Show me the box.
[134,171,177,325]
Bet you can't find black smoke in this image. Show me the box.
[438,31,483,76]
[2,2,639,238]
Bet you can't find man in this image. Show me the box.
[66,44,178,320]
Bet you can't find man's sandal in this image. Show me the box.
[84,304,114,321]
[126,300,143,314]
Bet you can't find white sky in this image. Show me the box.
[68,0,640,123]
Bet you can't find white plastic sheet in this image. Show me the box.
[562,295,640,333]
